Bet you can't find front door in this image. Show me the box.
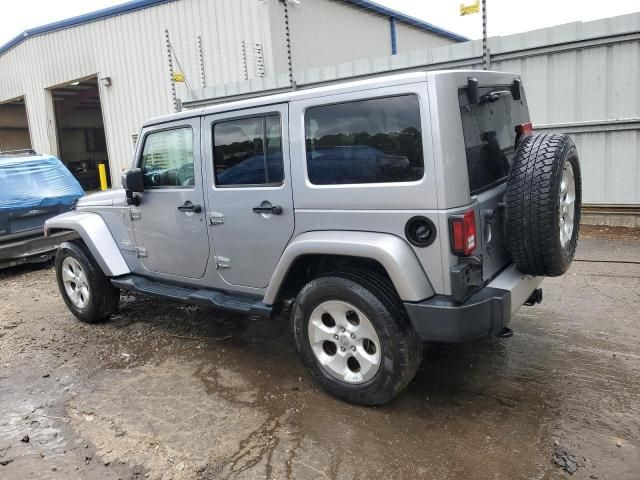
[203,104,294,288]
[132,118,210,278]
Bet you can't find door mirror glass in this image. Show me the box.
[121,168,144,192]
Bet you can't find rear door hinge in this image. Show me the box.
[129,208,141,221]
[214,256,230,269]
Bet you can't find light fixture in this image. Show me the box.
[70,81,80,86]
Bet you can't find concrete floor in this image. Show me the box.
[0,226,638,479]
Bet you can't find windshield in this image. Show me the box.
[459,85,529,194]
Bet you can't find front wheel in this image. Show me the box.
[292,272,423,405]
[55,241,120,323]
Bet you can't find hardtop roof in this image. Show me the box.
[144,69,518,128]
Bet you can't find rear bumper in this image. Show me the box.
[404,265,543,342]
[0,230,79,268]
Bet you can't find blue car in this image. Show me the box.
[0,151,84,268]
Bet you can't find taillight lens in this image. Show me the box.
[516,122,533,135]
[450,210,476,256]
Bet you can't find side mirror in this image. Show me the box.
[122,168,144,192]
[121,168,144,206]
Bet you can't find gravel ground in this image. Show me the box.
[0,225,638,479]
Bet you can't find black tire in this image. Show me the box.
[506,134,582,277]
[55,241,120,323]
[292,271,423,405]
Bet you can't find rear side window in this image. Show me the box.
[141,127,194,188]
[213,114,283,187]
[304,95,424,185]
[459,86,529,194]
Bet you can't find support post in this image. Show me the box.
[482,0,490,70]
[98,163,108,191]
[198,35,206,88]
[281,0,294,89]
[241,41,249,81]
[390,17,397,55]
[165,29,179,112]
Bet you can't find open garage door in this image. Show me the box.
[51,77,111,191]
[0,97,32,153]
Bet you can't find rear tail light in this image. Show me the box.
[515,122,533,148]
[516,122,533,135]
[450,210,477,256]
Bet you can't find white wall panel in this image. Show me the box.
[0,0,271,182]
[395,22,453,52]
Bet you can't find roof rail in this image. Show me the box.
[0,148,38,156]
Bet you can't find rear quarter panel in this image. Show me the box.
[288,80,447,294]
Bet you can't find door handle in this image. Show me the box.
[177,201,202,213]
[253,205,283,215]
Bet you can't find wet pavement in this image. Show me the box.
[1,226,638,479]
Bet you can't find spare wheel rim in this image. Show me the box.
[559,161,576,248]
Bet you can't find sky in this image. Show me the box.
[0,0,638,47]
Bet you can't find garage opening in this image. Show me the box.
[0,97,32,153]
[51,77,111,191]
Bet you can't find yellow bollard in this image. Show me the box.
[98,163,108,191]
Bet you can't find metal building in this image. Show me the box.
[184,12,640,226]
[0,0,463,187]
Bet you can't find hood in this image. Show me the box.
[77,188,126,208]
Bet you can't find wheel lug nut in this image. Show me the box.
[340,346,346,352]
[351,346,356,352]
[333,334,339,339]
[350,333,355,339]
[339,327,345,332]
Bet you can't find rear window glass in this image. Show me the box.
[459,86,529,194]
[304,95,424,185]
[213,114,283,187]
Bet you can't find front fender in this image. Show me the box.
[44,211,130,277]
[263,231,434,304]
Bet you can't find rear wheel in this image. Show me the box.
[292,272,422,405]
[55,241,120,323]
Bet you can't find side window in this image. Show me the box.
[304,95,424,185]
[140,127,194,188]
[213,114,284,187]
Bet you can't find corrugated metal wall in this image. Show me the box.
[488,18,640,210]
[0,0,271,181]
[188,13,639,211]
[394,21,453,52]
[267,0,454,73]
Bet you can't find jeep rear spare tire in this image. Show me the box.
[506,133,582,276]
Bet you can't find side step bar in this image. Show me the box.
[111,275,272,318]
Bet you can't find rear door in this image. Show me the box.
[458,82,530,280]
[203,104,294,288]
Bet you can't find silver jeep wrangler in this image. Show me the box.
[45,70,581,405]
